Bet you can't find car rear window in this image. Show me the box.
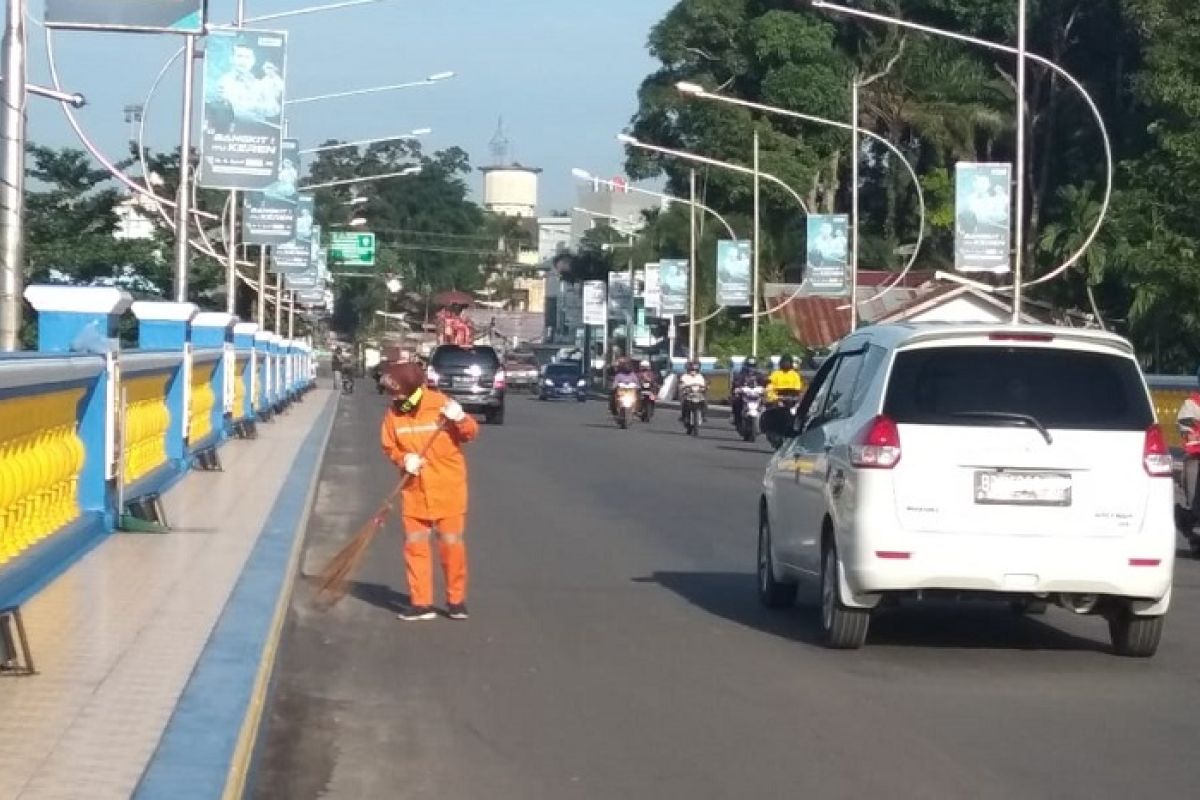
[884,346,1153,431]
[546,365,581,379]
[432,346,499,369]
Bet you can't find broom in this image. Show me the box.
[315,418,447,607]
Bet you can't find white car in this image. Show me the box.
[757,324,1175,657]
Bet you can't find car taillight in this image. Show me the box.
[493,369,506,390]
[1143,424,1173,477]
[850,415,902,469]
[426,367,440,386]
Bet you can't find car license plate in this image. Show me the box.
[454,377,475,388]
[974,471,1072,507]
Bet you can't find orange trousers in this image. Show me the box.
[402,515,467,607]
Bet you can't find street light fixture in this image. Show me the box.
[674,81,928,330]
[349,217,368,227]
[300,165,421,191]
[300,129,432,154]
[287,72,456,106]
[811,0,1112,322]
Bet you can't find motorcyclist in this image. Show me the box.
[766,354,805,405]
[678,360,708,425]
[610,358,640,416]
[332,348,345,383]
[731,357,766,427]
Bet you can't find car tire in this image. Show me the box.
[820,543,869,649]
[486,407,505,425]
[1107,608,1164,658]
[1010,599,1049,616]
[757,512,797,609]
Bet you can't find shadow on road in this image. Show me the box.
[346,581,410,614]
[634,570,1108,653]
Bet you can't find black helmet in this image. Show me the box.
[779,354,794,370]
[686,360,700,372]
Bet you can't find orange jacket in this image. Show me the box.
[380,388,479,518]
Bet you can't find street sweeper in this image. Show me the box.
[380,362,479,621]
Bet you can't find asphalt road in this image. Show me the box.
[253,387,1200,800]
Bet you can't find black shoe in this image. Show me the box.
[447,603,469,621]
[398,605,437,622]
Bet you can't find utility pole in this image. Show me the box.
[173,34,197,302]
[751,130,760,357]
[0,0,27,350]
[228,0,247,316]
[688,168,697,359]
[1012,0,1028,323]
[850,77,860,331]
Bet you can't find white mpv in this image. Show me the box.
[758,324,1175,657]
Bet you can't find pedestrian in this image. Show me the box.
[380,362,479,621]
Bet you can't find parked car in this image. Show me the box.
[538,362,588,402]
[427,345,505,425]
[505,352,540,392]
[757,323,1175,656]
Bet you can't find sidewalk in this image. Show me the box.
[0,388,336,800]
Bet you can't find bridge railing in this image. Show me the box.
[0,286,316,609]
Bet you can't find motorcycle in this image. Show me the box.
[340,370,355,395]
[737,385,765,443]
[638,381,657,423]
[614,382,639,430]
[765,388,802,449]
[680,384,706,437]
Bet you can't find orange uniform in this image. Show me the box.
[380,388,479,607]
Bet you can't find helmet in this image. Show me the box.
[384,362,426,401]
[779,354,794,370]
[640,360,651,369]
[686,360,700,373]
[745,357,758,368]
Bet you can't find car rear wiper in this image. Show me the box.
[948,411,1053,445]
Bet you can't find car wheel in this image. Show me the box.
[820,543,869,649]
[757,512,797,609]
[486,407,505,425]
[1107,607,1164,657]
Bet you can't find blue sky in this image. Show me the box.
[22,0,675,212]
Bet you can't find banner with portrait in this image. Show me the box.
[243,138,299,244]
[608,272,633,318]
[659,258,688,316]
[270,195,314,273]
[716,240,752,306]
[805,214,850,296]
[199,28,288,190]
[955,162,1012,273]
[642,262,661,317]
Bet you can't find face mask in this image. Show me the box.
[398,387,424,413]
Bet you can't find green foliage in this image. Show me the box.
[707,320,802,360]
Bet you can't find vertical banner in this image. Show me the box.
[642,262,661,317]
[659,259,689,315]
[716,240,752,306]
[270,194,314,273]
[582,280,607,326]
[608,272,633,318]
[199,28,288,190]
[805,214,850,295]
[955,162,1012,273]
[243,138,299,244]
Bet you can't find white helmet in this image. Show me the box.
[640,360,651,369]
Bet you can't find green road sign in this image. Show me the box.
[329,231,376,268]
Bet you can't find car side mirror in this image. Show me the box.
[759,407,796,441]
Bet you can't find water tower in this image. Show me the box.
[481,117,540,218]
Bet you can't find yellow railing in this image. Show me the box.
[190,359,218,445]
[0,389,86,565]
[1151,386,1191,450]
[232,357,246,419]
[123,372,171,485]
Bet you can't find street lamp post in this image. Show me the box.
[675,81,929,332]
[286,72,455,106]
[0,0,27,350]
[617,133,811,357]
[574,206,637,360]
[811,0,1111,316]
[299,129,432,155]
